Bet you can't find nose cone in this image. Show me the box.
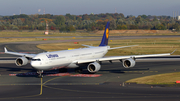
[31,61,40,69]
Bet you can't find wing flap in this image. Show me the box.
[81,44,95,48]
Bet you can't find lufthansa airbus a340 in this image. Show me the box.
[4,22,173,77]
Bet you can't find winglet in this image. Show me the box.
[4,47,8,53]
[171,49,177,55]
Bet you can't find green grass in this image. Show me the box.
[0,37,84,43]
[37,37,180,56]
[0,30,180,37]
[126,72,180,84]
[0,31,91,37]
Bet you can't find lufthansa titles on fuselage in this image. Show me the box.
[46,54,59,58]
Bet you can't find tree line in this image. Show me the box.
[0,13,180,31]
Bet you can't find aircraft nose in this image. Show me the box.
[31,61,40,69]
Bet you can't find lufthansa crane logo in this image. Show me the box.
[106,28,109,38]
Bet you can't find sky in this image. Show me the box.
[0,0,180,17]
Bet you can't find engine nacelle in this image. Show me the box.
[87,62,101,73]
[122,58,136,68]
[15,57,28,66]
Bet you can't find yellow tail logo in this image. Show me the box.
[106,28,109,39]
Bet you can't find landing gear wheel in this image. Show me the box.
[38,74,43,78]
[37,70,43,78]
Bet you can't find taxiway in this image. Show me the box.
[0,36,180,101]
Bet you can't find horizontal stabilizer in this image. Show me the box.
[108,45,138,50]
[82,44,95,48]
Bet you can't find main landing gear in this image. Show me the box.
[75,68,83,74]
[37,70,43,78]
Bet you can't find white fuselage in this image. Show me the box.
[30,46,108,70]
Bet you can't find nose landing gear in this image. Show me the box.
[37,70,43,78]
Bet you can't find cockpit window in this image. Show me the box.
[32,59,41,61]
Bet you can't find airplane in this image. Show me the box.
[4,22,173,78]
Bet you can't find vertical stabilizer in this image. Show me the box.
[99,22,110,46]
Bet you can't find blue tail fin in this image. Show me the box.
[99,22,110,46]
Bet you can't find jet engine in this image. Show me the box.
[15,57,29,66]
[122,58,136,68]
[87,62,101,73]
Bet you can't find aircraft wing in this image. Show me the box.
[4,47,36,58]
[73,53,171,64]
